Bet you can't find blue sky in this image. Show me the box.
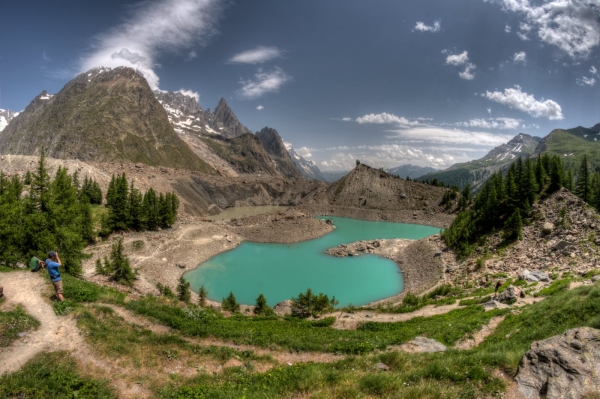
[1,0,599,171]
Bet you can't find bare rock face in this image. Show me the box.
[273,300,292,316]
[515,327,600,399]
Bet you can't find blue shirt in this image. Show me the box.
[46,259,61,282]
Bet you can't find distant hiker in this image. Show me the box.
[46,251,64,301]
[30,256,45,272]
[493,281,503,300]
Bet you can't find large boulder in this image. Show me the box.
[498,285,524,303]
[542,222,554,235]
[273,300,292,316]
[393,336,447,353]
[519,270,550,282]
[515,327,600,399]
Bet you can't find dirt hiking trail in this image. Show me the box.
[0,271,85,374]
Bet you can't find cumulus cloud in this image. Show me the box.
[355,113,422,127]
[513,51,527,63]
[591,66,598,75]
[505,24,512,33]
[414,20,441,32]
[256,105,264,111]
[577,76,596,86]
[488,0,600,59]
[456,117,522,130]
[80,0,223,90]
[459,63,476,80]
[483,85,564,120]
[237,67,292,99]
[517,31,530,41]
[296,147,313,158]
[228,46,282,64]
[176,88,200,102]
[445,50,469,66]
[387,126,514,147]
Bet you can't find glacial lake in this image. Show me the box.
[184,217,441,307]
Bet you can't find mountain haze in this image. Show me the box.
[387,164,439,179]
[419,133,541,189]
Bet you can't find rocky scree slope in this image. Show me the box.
[420,133,540,190]
[437,188,600,293]
[0,67,212,172]
[301,163,452,213]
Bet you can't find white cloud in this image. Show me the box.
[505,24,512,33]
[445,50,469,66]
[577,76,596,86]
[456,117,522,130]
[296,147,313,158]
[80,0,223,90]
[513,51,527,63]
[237,67,292,99]
[459,63,476,80]
[414,20,441,32]
[517,31,530,41]
[483,85,564,120]
[176,88,200,102]
[341,117,353,122]
[387,126,514,147]
[186,50,197,61]
[228,46,282,64]
[487,107,492,114]
[355,113,421,127]
[256,105,264,110]
[489,0,600,59]
[591,66,598,75]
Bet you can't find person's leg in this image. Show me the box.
[0,286,4,298]
[53,281,65,301]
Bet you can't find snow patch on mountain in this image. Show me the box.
[285,142,326,181]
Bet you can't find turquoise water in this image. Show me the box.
[184,217,440,307]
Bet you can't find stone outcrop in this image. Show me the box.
[519,270,550,282]
[393,336,447,353]
[273,300,292,316]
[497,285,524,303]
[515,327,600,399]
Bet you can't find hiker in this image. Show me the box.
[46,251,64,301]
[493,281,503,300]
[30,255,45,272]
[0,286,3,299]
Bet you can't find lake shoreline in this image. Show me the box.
[82,206,451,309]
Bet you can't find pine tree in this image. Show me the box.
[143,188,159,230]
[576,155,591,202]
[128,181,145,230]
[253,293,273,315]
[110,239,136,286]
[198,285,208,307]
[221,291,240,312]
[176,277,191,302]
[30,148,51,212]
[24,170,32,185]
[503,209,523,241]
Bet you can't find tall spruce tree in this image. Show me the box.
[110,239,136,286]
[576,155,591,202]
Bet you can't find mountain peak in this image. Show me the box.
[0,66,212,172]
[212,97,252,138]
[592,123,600,133]
[256,127,302,180]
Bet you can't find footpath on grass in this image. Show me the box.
[0,272,85,374]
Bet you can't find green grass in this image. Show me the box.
[52,273,126,315]
[0,351,116,398]
[533,278,572,297]
[126,296,506,354]
[0,305,40,347]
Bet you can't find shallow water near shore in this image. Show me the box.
[185,217,440,307]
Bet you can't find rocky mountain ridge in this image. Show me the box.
[285,143,326,181]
